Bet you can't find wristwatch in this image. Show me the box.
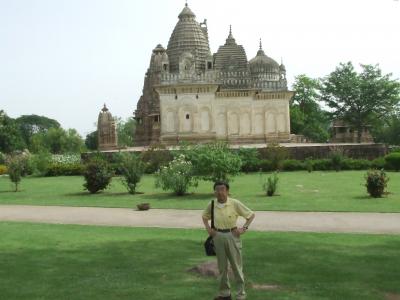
[243,225,249,230]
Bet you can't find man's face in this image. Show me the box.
[214,185,228,202]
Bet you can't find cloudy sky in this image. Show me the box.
[1,0,399,136]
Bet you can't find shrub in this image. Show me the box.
[29,151,51,176]
[140,144,173,174]
[155,154,197,196]
[305,157,313,173]
[282,159,304,171]
[6,155,25,191]
[329,148,345,171]
[0,152,5,164]
[186,142,242,182]
[259,159,273,172]
[0,164,8,175]
[260,143,289,171]
[83,157,113,194]
[341,159,372,170]
[385,153,400,171]
[311,159,332,171]
[365,169,389,198]
[237,148,261,172]
[262,172,279,196]
[46,163,83,176]
[371,157,386,169]
[117,152,145,194]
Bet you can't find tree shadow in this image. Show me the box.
[140,192,213,201]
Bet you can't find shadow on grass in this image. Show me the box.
[140,192,213,201]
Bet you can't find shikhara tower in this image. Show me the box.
[134,3,293,146]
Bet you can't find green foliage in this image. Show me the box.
[341,159,372,170]
[83,156,113,194]
[46,163,83,176]
[365,169,389,198]
[321,62,400,143]
[0,110,25,153]
[290,75,330,142]
[155,154,197,196]
[29,151,52,176]
[141,144,173,174]
[305,157,313,173]
[0,164,7,175]
[371,157,386,169]
[185,142,242,182]
[259,159,273,172]
[31,127,85,154]
[260,143,289,171]
[329,148,345,171]
[262,172,279,196]
[0,152,5,164]
[116,152,145,194]
[85,130,98,150]
[116,117,136,148]
[385,152,400,171]
[237,148,261,172]
[282,159,304,171]
[311,159,332,171]
[6,155,25,191]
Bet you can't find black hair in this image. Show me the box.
[213,181,230,190]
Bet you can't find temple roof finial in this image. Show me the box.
[185,0,188,7]
[259,38,262,50]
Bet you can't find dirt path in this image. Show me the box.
[1,205,400,234]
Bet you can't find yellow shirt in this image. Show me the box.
[202,197,254,230]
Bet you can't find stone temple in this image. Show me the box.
[134,3,293,146]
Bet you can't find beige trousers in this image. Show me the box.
[213,231,246,299]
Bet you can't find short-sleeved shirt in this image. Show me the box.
[202,197,254,230]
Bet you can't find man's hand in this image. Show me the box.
[233,227,246,237]
[208,228,217,237]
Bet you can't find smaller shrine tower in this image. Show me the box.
[97,104,118,150]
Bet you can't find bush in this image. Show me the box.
[329,148,345,171]
[237,148,261,172]
[311,159,332,171]
[186,142,242,182]
[282,159,304,171]
[83,157,113,194]
[117,152,145,194]
[365,169,389,198]
[6,155,25,191]
[140,144,173,174]
[341,159,372,170]
[29,151,52,176]
[262,172,279,196]
[155,154,197,196]
[385,153,400,171]
[260,143,289,171]
[259,159,273,172]
[0,164,7,175]
[305,157,313,173]
[0,152,5,164]
[371,157,386,169]
[46,162,83,176]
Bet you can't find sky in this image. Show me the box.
[1,0,399,137]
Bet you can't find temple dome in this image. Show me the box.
[167,4,210,73]
[214,27,249,72]
[149,44,169,73]
[249,41,280,75]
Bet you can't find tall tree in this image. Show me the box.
[15,114,60,150]
[290,75,330,142]
[320,62,400,143]
[116,117,136,147]
[0,110,25,153]
[85,130,98,150]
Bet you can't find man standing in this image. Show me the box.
[202,181,255,300]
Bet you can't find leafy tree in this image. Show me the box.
[373,114,400,145]
[0,110,25,153]
[116,117,136,147]
[117,152,145,194]
[321,62,400,143]
[85,130,98,150]
[15,114,60,149]
[6,155,25,192]
[290,75,330,142]
[83,155,113,194]
[31,127,84,154]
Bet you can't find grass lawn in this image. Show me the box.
[1,171,400,212]
[0,222,399,300]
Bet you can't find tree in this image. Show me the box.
[85,130,98,150]
[0,110,25,153]
[373,114,400,145]
[116,117,136,147]
[15,114,60,150]
[290,75,330,142]
[31,127,84,154]
[321,62,400,143]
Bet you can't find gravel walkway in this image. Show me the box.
[1,205,400,234]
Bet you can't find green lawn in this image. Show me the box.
[0,222,399,300]
[0,171,399,212]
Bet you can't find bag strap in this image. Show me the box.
[211,200,215,229]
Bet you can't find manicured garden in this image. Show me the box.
[1,171,399,212]
[0,222,399,300]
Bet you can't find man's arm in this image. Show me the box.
[236,212,255,235]
[202,217,216,237]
